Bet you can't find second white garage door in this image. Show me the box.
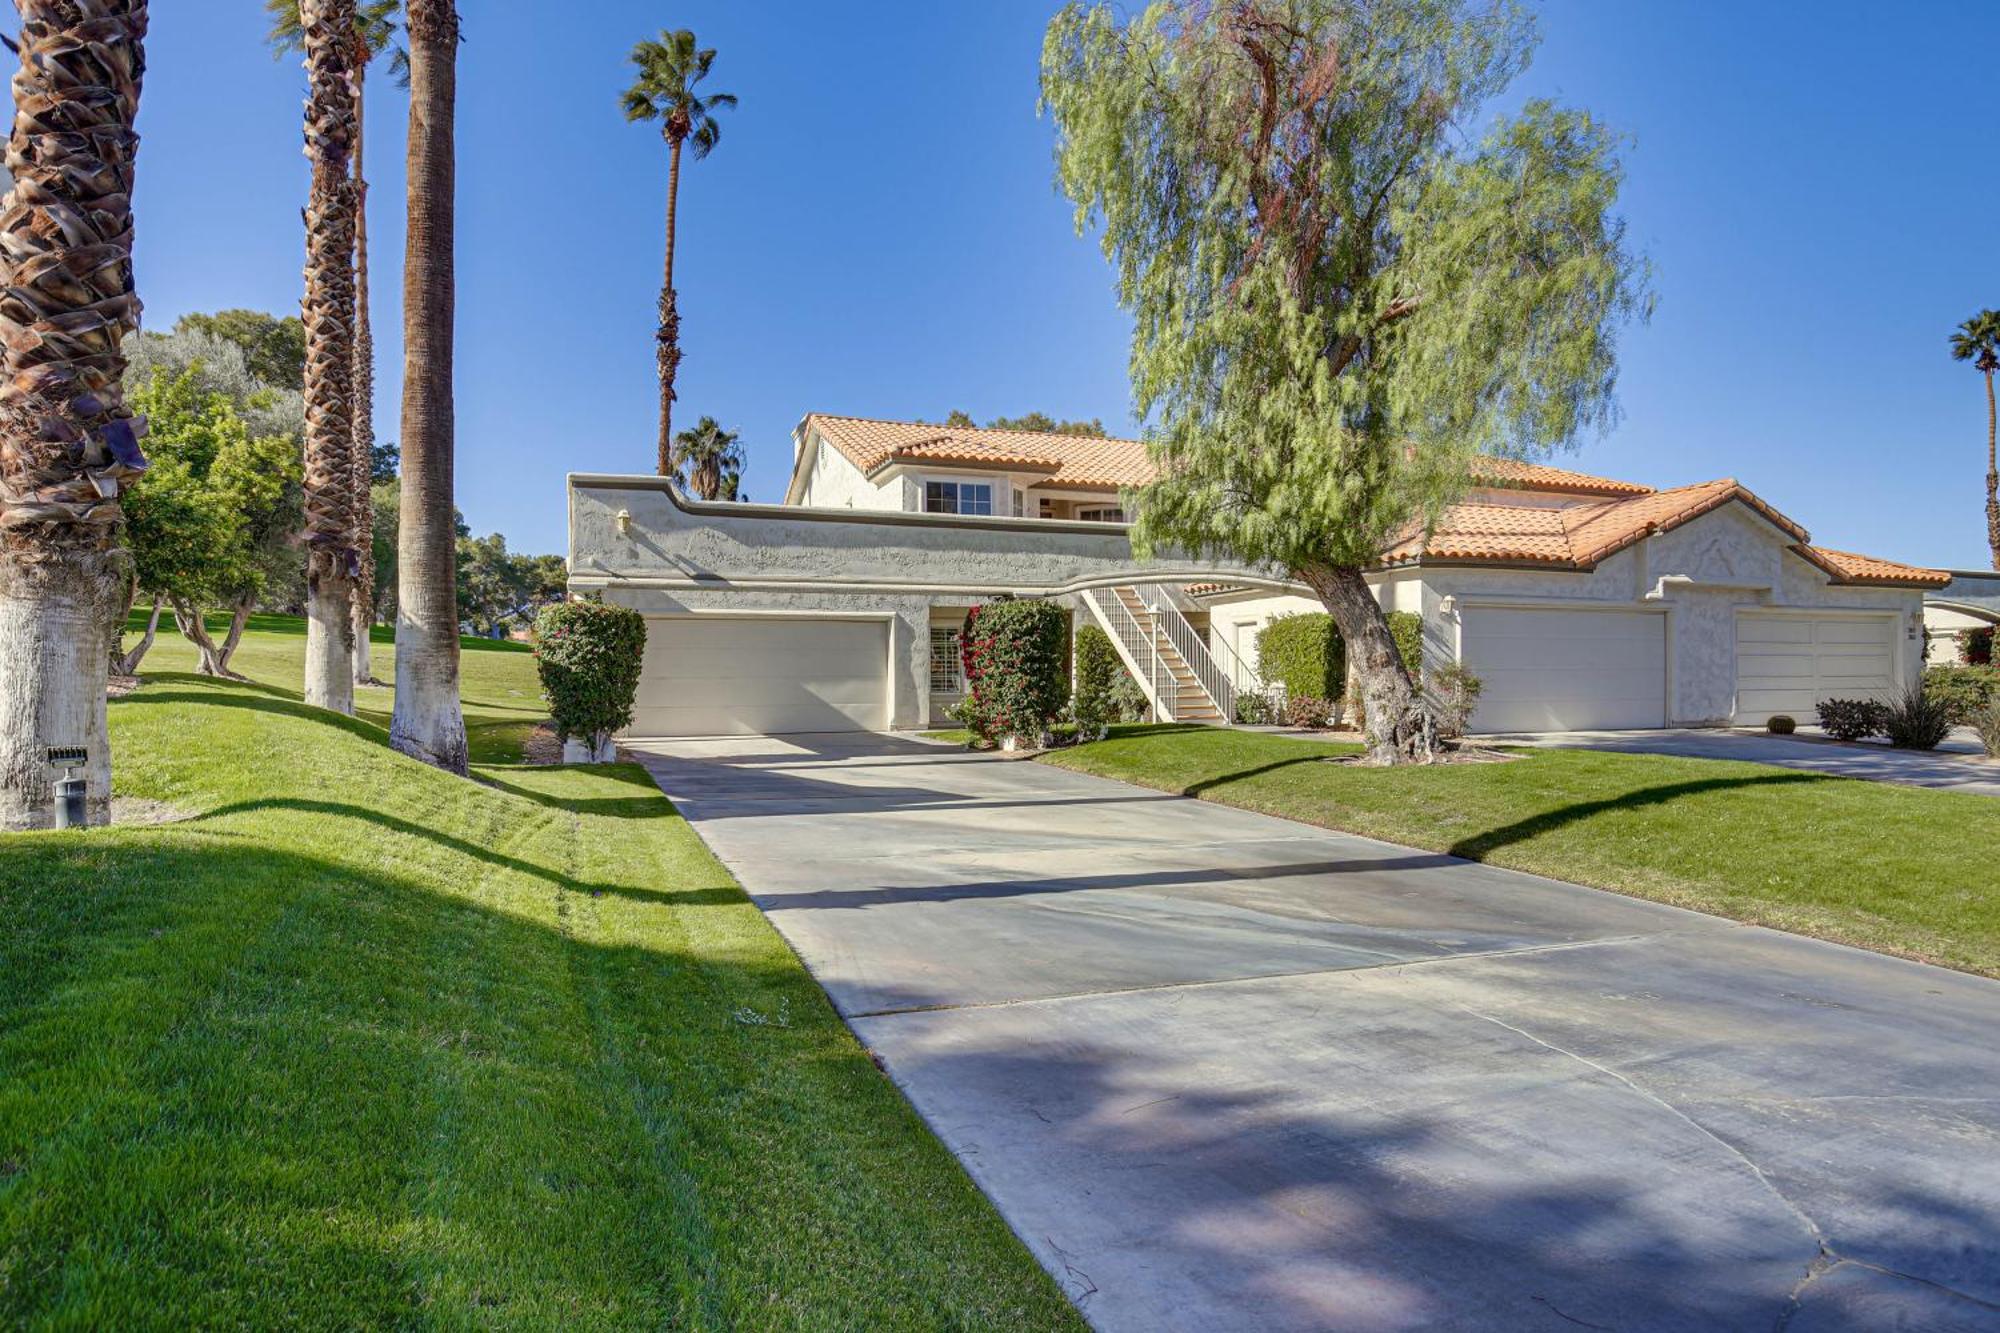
[626,616,889,737]
[1733,613,1896,724]
[1461,606,1666,732]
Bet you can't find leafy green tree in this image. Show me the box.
[171,310,309,391]
[940,409,1110,437]
[1951,309,2000,571]
[670,415,745,500]
[1043,0,1648,761]
[456,533,566,637]
[622,29,736,472]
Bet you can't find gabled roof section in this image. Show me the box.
[1793,546,1953,589]
[804,414,1154,489]
[1467,456,1654,498]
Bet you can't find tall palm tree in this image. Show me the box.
[671,416,745,500]
[1952,309,2000,571]
[621,31,735,475]
[297,0,362,715]
[0,2,149,830]
[267,0,402,686]
[389,0,467,773]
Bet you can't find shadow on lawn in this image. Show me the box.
[1447,771,1832,860]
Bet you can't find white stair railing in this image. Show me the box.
[1084,586,1178,721]
[1136,586,1237,723]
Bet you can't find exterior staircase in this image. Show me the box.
[1084,585,1239,725]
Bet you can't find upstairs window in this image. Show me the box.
[924,479,993,516]
[1076,505,1127,523]
[929,626,964,692]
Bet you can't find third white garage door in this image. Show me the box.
[626,616,889,737]
[1733,612,1896,724]
[1461,606,1666,732]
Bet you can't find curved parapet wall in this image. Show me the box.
[1928,570,2000,623]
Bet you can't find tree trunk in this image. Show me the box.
[656,136,683,475]
[299,0,361,713]
[114,594,163,676]
[1296,560,1440,764]
[351,71,378,684]
[214,593,254,676]
[170,596,222,676]
[0,3,149,830]
[1986,367,1998,573]
[390,0,468,774]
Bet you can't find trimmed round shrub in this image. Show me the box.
[1816,697,1889,743]
[1766,714,1796,735]
[534,598,646,755]
[960,598,1071,747]
[1256,613,1344,702]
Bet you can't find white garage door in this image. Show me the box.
[626,617,889,737]
[1461,607,1666,732]
[1734,613,1895,724]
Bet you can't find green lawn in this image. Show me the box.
[0,676,1078,1326]
[123,612,547,764]
[1045,725,2000,978]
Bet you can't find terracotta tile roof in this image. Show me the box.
[806,414,1155,489]
[1795,546,1952,588]
[1467,456,1654,497]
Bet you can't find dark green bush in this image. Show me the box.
[1882,684,1953,751]
[1766,714,1796,735]
[960,599,1071,746]
[1923,665,2000,725]
[534,599,646,750]
[1072,624,1122,735]
[1386,611,1424,677]
[1816,697,1888,742]
[1235,692,1272,725]
[1256,613,1343,701]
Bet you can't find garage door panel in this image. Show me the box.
[1732,613,1894,723]
[1462,608,1666,732]
[627,617,888,737]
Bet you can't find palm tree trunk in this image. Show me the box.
[351,66,378,684]
[0,2,148,830]
[390,0,468,774]
[114,595,163,676]
[300,0,361,716]
[1295,560,1439,764]
[656,136,683,475]
[1986,367,1998,572]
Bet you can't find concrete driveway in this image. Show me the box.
[1482,726,2000,797]
[633,733,2000,1332]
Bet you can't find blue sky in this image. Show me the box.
[121,2,1999,567]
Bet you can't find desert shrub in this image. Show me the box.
[1256,613,1344,702]
[1424,662,1483,740]
[1386,611,1424,677]
[1816,697,1888,742]
[1235,690,1272,725]
[960,599,1070,747]
[1285,694,1336,729]
[1962,626,1994,666]
[534,598,646,756]
[1766,714,1796,735]
[1975,696,2000,757]
[1071,624,1122,737]
[1923,664,2000,725]
[1882,683,1954,751]
[1108,672,1149,722]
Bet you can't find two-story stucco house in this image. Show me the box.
[566,413,1948,737]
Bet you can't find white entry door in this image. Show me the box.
[626,616,890,737]
[1733,612,1896,724]
[1460,606,1667,732]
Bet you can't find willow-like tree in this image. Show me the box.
[268,0,402,684]
[1951,309,2000,571]
[670,415,744,500]
[0,2,149,829]
[389,0,467,773]
[1043,0,1647,762]
[622,30,735,474]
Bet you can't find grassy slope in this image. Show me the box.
[124,613,546,763]
[0,678,1078,1328]
[1045,725,2000,978]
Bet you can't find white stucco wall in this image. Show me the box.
[794,434,904,511]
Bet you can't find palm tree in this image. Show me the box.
[671,416,745,500]
[297,0,362,715]
[621,31,735,475]
[267,0,402,686]
[389,0,468,773]
[1952,309,2000,572]
[0,2,149,830]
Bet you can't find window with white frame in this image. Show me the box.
[1076,505,1127,523]
[929,626,964,692]
[1012,487,1025,518]
[923,479,993,516]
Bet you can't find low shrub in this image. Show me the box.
[1816,697,1888,742]
[1962,626,1994,666]
[1386,611,1424,678]
[1285,694,1337,730]
[1108,672,1149,723]
[1882,683,1954,751]
[534,598,646,759]
[1256,614,1343,702]
[959,598,1071,748]
[1976,696,2000,758]
[1923,664,2000,725]
[1235,690,1273,725]
[1766,714,1796,735]
[1424,662,1483,740]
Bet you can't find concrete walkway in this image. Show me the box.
[1482,726,2000,797]
[633,733,2000,1332]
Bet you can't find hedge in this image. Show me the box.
[1072,624,1128,735]
[1256,613,1343,701]
[534,598,646,754]
[960,598,1071,746]
[1924,664,2000,725]
[1386,610,1424,677]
